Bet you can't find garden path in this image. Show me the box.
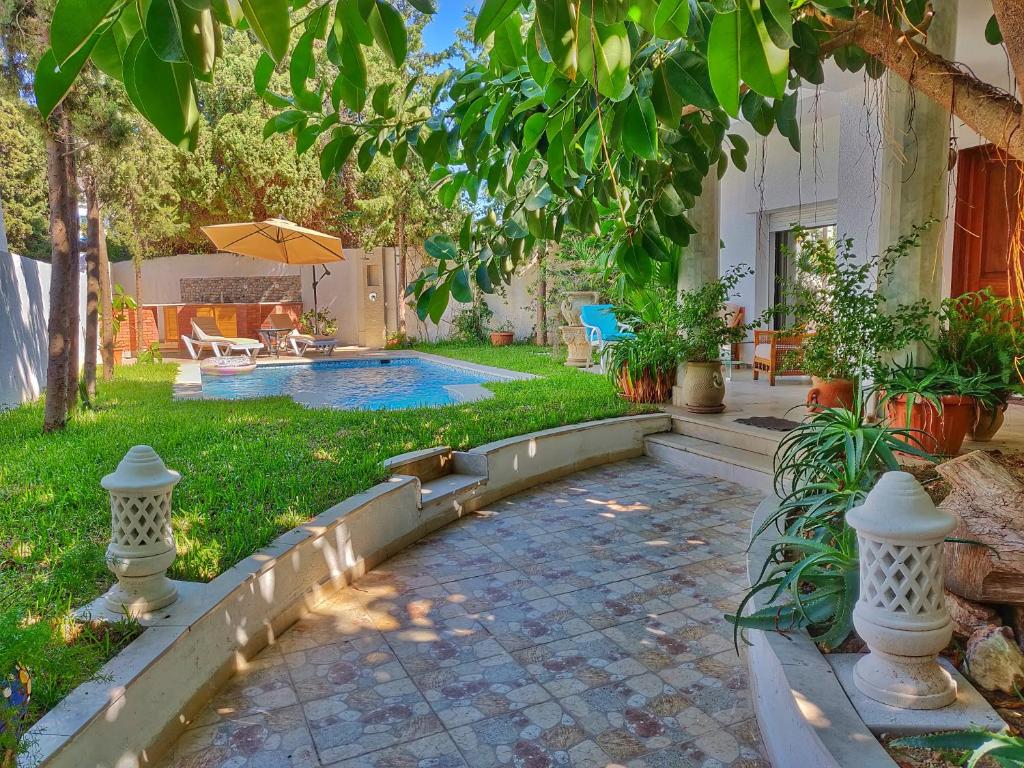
[158,458,768,768]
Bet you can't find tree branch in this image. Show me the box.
[991,0,1024,102]
[821,10,1024,161]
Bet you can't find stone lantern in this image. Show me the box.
[847,471,958,709]
[101,446,180,614]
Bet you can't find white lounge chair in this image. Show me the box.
[182,317,263,360]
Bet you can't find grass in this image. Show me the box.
[0,343,647,730]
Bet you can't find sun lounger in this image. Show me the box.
[182,317,263,360]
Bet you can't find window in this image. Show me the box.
[772,224,835,330]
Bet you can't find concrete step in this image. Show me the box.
[645,433,774,494]
[418,472,488,512]
[668,412,781,456]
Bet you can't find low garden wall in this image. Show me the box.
[19,413,670,768]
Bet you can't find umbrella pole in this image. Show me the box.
[311,266,319,335]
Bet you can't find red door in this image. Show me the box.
[952,144,1024,298]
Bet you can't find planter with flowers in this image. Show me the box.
[489,321,514,346]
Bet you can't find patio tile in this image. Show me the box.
[389,544,512,583]
[413,652,550,728]
[603,611,735,671]
[482,530,588,568]
[359,582,470,631]
[559,673,711,761]
[443,568,550,613]
[384,614,505,675]
[475,596,594,652]
[511,630,649,698]
[304,675,443,764]
[276,599,379,655]
[448,701,610,768]
[167,705,319,768]
[554,579,675,630]
[659,653,754,727]
[520,555,622,595]
[553,521,646,551]
[193,647,298,727]
[284,635,405,703]
[323,733,469,768]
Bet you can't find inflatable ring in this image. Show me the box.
[200,356,257,376]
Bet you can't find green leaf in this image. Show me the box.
[357,137,378,171]
[775,90,800,151]
[367,0,407,66]
[475,262,494,293]
[761,0,793,48]
[537,0,577,79]
[337,0,374,45]
[615,236,652,286]
[408,0,435,12]
[451,269,473,303]
[330,35,367,112]
[523,112,547,150]
[475,0,520,42]
[661,49,717,109]
[178,3,218,79]
[127,38,200,147]
[738,0,788,99]
[524,182,552,210]
[985,14,1003,45]
[145,0,186,62]
[90,25,125,80]
[290,30,317,96]
[428,282,450,323]
[50,0,120,65]
[653,0,689,38]
[262,109,306,137]
[577,15,631,100]
[582,119,601,169]
[34,38,100,119]
[296,123,322,154]
[741,90,774,135]
[239,0,290,62]
[424,235,458,261]
[211,0,243,25]
[623,93,657,160]
[372,82,395,116]
[254,52,274,94]
[707,10,741,116]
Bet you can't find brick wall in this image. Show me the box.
[180,276,302,304]
[114,307,160,351]
[175,303,303,349]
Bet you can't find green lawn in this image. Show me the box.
[0,343,647,726]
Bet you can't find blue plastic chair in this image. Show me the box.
[579,304,634,371]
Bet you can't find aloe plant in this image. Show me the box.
[893,729,1024,767]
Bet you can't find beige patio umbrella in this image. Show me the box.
[201,218,345,333]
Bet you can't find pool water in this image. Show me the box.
[200,357,500,410]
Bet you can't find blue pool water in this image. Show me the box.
[200,357,500,410]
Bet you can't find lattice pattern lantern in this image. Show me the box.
[848,471,958,709]
[101,446,181,613]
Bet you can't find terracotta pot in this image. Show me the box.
[682,360,726,413]
[969,401,1007,442]
[886,394,977,456]
[806,377,856,412]
[490,331,514,346]
[617,368,674,404]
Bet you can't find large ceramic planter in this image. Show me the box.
[617,368,674,404]
[969,401,1007,442]
[682,360,726,413]
[490,331,514,346]
[560,291,600,325]
[886,394,976,456]
[806,377,855,412]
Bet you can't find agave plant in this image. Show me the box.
[727,523,859,650]
[892,729,1024,767]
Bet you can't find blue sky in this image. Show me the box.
[421,0,481,53]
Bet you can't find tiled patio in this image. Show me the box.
[159,458,769,768]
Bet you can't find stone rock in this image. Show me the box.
[964,626,1024,694]
[1008,606,1024,651]
[945,590,1001,639]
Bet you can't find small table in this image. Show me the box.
[258,327,292,358]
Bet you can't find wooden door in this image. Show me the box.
[952,144,1024,297]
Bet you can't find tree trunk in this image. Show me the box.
[535,249,547,346]
[938,451,1024,604]
[64,129,80,412]
[98,203,114,380]
[991,0,1024,102]
[83,174,101,401]
[133,256,144,355]
[397,208,407,335]
[821,9,1024,160]
[42,108,76,432]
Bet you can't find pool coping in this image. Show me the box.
[172,350,536,404]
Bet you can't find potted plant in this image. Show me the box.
[932,289,1023,441]
[675,266,756,413]
[111,283,137,363]
[489,320,514,346]
[776,227,934,411]
[876,360,1003,456]
[606,287,685,404]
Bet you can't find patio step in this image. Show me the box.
[667,410,782,456]
[418,472,488,513]
[644,433,773,494]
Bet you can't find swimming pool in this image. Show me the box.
[199,356,504,410]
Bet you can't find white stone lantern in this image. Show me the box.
[847,471,958,709]
[101,446,181,613]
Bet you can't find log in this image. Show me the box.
[938,451,1024,604]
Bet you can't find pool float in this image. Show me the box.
[200,356,257,376]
